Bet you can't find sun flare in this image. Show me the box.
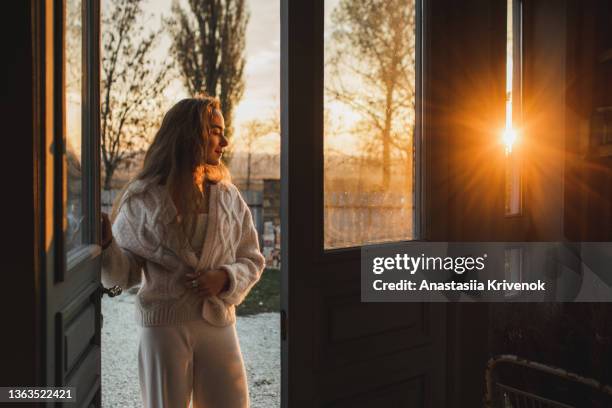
[503,127,518,155]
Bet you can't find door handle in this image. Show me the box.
[101,285,122,297]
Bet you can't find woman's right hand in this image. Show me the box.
[101,212,113,249]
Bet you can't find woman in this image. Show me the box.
[100,96,265,408]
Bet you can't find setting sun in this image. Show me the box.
[503,127,518,154]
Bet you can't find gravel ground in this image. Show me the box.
[101,294,280,407]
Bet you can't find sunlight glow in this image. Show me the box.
[504,0,516,155]
[502,127,518,155]
[504,0,522,216]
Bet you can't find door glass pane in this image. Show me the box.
[324,0,417,249]
[65,0,85,252]
[504,0,522,216]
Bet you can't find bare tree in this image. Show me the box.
[326,0,416,190]
[101,0,173,190]
[240,113,280,191]
[166,0,249,158]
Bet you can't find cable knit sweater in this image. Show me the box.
[101,177,266,327]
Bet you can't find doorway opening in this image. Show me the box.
[98,1,281,406]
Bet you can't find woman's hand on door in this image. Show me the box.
[185,269,230,299]
[101,212,113,250]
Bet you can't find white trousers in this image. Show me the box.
[138,319,249,408]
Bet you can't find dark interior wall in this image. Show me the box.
[444,0,507,242]
[423,0,607,403]
[426,1,506,406]
[0,0,41,390]
[423,0,450,241]
[426,0,506,243]
[565,0,612,242]
[489,2,612,405]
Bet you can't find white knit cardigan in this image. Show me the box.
[101,177,266,327]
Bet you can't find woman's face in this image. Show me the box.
[205,109,228,165]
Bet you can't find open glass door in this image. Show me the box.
[42,0,104,406]
[281,0,446,406]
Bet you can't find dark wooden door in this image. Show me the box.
[40,0,104,406]
[280,1,448,406]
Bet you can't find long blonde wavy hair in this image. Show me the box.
[110,96,232,238]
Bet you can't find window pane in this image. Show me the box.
[504,0,522,215]
[324,0,416,249]
[65,0,85,252]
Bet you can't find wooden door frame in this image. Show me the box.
[280,1,319,404]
